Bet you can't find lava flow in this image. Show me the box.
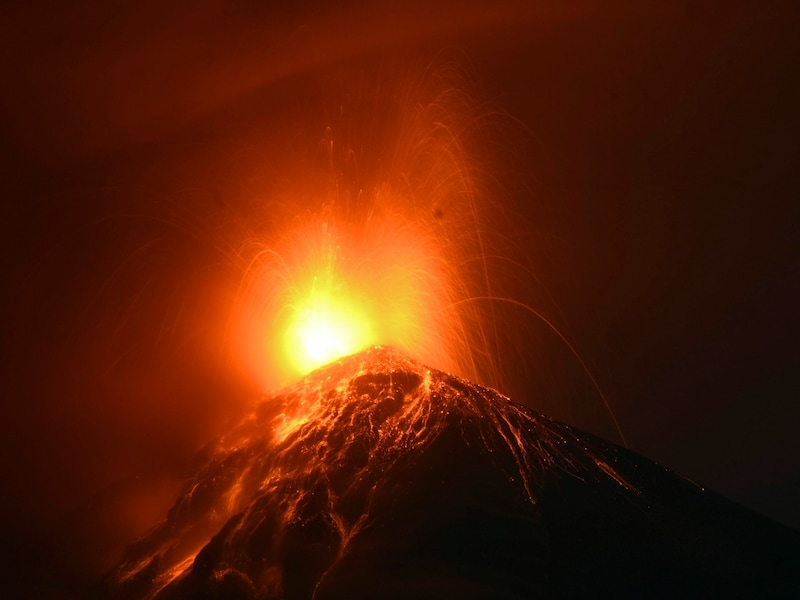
[95,347,800,599]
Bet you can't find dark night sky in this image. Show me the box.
[1,0,799,593]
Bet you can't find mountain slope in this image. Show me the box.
[94,347,800,599]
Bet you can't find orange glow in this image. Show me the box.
[286,290,373,375]
[228,67,515,393]
[236,206,465,390]
[275,220,377,377]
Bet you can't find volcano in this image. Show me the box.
[93,347,799,599]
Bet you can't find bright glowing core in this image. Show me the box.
[284,286,374,375]
[237,210,461,391]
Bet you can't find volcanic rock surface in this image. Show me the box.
[94,347,799,599]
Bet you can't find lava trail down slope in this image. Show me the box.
[94,347,800,599]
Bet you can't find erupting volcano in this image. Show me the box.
[94,347,799,599]
[4,4,800,598]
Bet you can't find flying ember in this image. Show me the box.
[230,63,514,394]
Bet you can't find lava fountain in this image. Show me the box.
[230,61,521,394]
[91,61,800,600]
[7,5,800,598]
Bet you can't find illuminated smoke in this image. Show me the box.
[229,61,522,393]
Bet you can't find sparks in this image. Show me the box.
[240,209,459,388]
[230,64,521,394]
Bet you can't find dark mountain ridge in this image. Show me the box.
[94,346,800,599]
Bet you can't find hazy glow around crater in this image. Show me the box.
[237,207,463,391]
[284,278,375,376]
[230,67,511,393]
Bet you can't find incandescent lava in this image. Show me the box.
[94,347,800,599]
